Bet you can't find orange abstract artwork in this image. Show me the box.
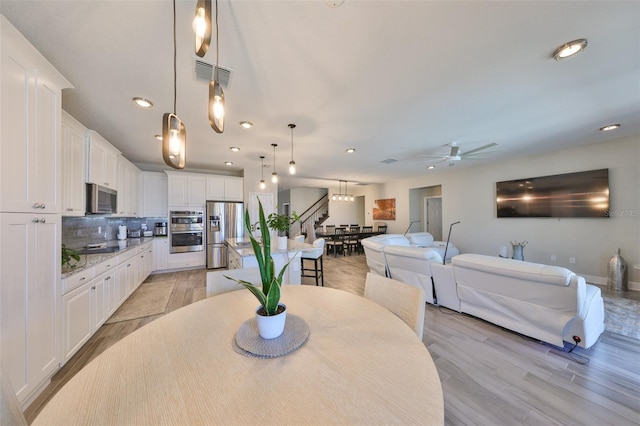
[373,198,396,220]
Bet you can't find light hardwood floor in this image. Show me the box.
[26,254,640,425]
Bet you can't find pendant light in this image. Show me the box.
[259,156,266,189]
[332,180,354,202]
[192,0,211,58]
[288,123,296,175]
[162,0,186,169]
[208,0,225,133]
[271,144,278,183]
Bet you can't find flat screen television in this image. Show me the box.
[496,169,609,218]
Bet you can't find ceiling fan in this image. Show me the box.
[420,142,501,167]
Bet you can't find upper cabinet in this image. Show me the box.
[0,16,72,214]
[166,171,206,207]
[139,172,168,217]
[205,176,243,201]
[61,111,87,216]
[115,156,139,217]
[86,130,119,189]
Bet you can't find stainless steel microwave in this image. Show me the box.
[86,183,117,214]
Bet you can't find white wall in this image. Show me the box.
[290,187,326,215]
[355,135,640,286]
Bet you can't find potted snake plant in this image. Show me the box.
[225,199,290,339]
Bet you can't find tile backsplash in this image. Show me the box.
[63,216,167,249]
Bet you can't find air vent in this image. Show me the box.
[381,158,397,164]
[194,58,232,87]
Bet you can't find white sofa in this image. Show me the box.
[383,246,442,304]
[361,232,458,277]
[407,232,460,261]
[451,254,605,349]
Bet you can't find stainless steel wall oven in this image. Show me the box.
[169,211,204,253]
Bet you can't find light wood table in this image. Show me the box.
[34,286,444,425]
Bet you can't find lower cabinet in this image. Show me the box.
[154,237,169,271]
[61,241,152,364]
[61,268,116,363]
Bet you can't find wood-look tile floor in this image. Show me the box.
[26,253,640,425]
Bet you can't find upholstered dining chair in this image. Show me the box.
[364,272,426,338]
[361,225,373,233]
[346,226,360,254]
[326,227,346,257]
[206,268,261,297]
[377,225,388,233]
[301,238,325,286]
[325,224,335,234]
[1,367,27,426]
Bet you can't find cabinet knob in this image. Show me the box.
[39,218,46,223]
[32,218,39,223]
[40,203,46,209]
[91,286,96,290]
[32,203,41,209]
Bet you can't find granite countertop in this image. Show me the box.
[62,237,155,279]
[226,237,313,257]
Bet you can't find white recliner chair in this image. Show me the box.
[361,234,410,276]
[407,232,459,261]
[383,245,443,304]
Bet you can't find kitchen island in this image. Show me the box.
[226,237,314,285]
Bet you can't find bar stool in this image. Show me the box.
[301,238,325,286]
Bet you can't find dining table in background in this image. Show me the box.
[33,286,444,425]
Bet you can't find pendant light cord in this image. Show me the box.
[214,0,219,82]
[172,0,177,114]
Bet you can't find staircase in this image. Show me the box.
[290,194,329,238]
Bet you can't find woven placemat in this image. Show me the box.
[234,314,309,358]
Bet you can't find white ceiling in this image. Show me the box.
[2,1,638,190]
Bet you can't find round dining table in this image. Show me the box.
[34,285,444,425]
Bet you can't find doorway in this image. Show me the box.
[424,197,442,241]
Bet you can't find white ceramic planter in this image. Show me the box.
[255,304,287,339]
[276,236,288,250]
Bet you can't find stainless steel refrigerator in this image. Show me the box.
[206,201,244,269]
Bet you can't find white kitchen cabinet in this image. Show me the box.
[1,17,71,215]
[115,156,139,216]
[139,172,168,217]
[61,111,87,216]
[61,267,116,364]
[154,237,170,272]
[116,261,133,306]
[61,282,92,363]
[138,244,153,285]
[0,213,61,403]
[86,130,119,189]
[166,171,206,206]
[205,176,243,201]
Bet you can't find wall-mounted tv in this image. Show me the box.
[496,169,609,218]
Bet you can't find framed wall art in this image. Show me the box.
[373,198,396,220]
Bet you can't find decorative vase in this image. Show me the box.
[607,248,628,291]
[255,304,287,339]
[276,236,288,250]
[512,244,524,261]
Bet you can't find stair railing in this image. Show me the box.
[290,194,329,238]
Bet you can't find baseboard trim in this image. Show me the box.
[584,274,639,292]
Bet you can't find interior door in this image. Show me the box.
[248,192,274,237]
[424,197,442,241]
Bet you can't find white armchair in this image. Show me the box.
[407,232,459,261]
[383,245,443,304]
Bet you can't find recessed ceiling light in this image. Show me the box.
[427,165,435,170]
[552,38,588,61]
[230,146,240,152]
[346,148,356,153]
[133,97,153,108]
[239,121,253,129]
[224,161,233,166]
[154,134,163,141]
[599,124,620,132]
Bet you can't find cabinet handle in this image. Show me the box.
[91,286,96,290]
[66,208,73,211]
[79,277,86,281]
[127,264,131,267]
[39,218,46,223]
[32,218,39,223]
[32,203,41,209]
[40,203,46,209]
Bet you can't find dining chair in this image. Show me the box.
[326,227,346,257]
[377,225,388,233]
[301,238,325,286]
[1,367,28,426]
[346,226,360,254]
[206,268,261,297]
[364,272,426,338]
[361,225,373,233]
[325,224,336,234]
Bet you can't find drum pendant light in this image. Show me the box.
[271,144,278,183]
[192,0,211,57]
[259,156,266,189]
[162,0,186,169]
[288,123,296,175]
[208,0,225,133]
